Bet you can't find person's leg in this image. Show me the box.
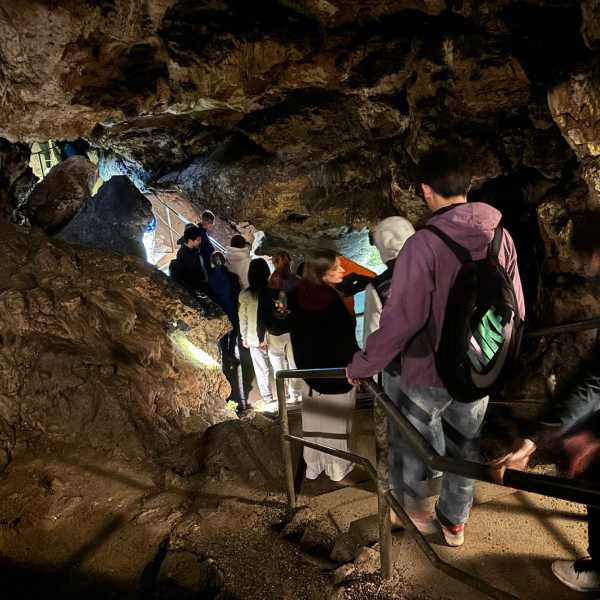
[267,333,287,374]
[249,346,273,402]
[385,374,449,518]
[283,333,303,401]
[436,396,488,529]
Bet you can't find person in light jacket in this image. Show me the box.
[227,234,251,289]
[363,217,415,344]
[238,258,274,406]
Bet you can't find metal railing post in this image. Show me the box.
[374,395,393,579]
[277,375,296,511]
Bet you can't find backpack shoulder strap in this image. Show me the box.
[488,226,504,258]
[425,224,471,263]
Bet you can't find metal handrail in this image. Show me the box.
[275,366,600,599]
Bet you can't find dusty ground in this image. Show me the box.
[0,410,592,600]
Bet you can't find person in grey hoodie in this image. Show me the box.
[363,217,415,345]
[347,149,525,547]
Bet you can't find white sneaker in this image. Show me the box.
[262,401,279,413]
[552,559,600,592]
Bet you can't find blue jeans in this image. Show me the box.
[384,372,488,525]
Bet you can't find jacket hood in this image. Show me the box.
[296,279,339,311]
[226,246,250,263]
[427,202,502,254]
[373,216,415,263]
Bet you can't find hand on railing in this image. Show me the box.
[346,368,361,387]
[562,431,600,478]
[490,438,536,484]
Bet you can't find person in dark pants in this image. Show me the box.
[208,251,245,412]
[169,225,208,296]
[495,212,600,592]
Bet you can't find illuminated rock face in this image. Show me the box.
[0,0,599,422]
[0,223,231,469]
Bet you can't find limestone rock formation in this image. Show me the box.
[23,156,98,232]
[0,0,598,410]
[58,175,153,258]
[0,138,36,223]
[549,63,600,206]
[0,223,231,468]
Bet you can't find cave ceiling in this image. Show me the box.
[0,0,598,239]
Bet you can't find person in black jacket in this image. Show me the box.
[208,251,245,412]
[287,248,359,481]
[169,226,208,296]
[494,213,600,592]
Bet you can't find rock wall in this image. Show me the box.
[2,0,600,405]
[0,223,231,469]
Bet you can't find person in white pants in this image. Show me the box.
[267,332,303,402]
[238,258,275,406]
[261,250,304,403]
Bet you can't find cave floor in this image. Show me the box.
[0,425,590,600]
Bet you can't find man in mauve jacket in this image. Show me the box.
[347,149,525,547]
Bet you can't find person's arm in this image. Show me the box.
[362,284,383,346]
[537,353,600,440]
[238,292,249,346]
[257,290,268,344]
[493,351,600,480]
[503,229,526,321]
[348,234,434,378]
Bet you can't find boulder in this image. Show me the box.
[156,550,225,599]
[58,175,152,258]
[0,223,231,467]
[24,156,98,232]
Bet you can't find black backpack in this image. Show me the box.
[425,225,522,402]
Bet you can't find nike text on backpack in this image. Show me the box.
[425,225,522,402]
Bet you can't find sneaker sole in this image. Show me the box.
[442,530,464,547]
[552,562,600,593]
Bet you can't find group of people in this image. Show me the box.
[169,150,600,594]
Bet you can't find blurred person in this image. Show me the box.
[494,212,600,592]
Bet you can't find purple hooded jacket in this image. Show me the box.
[347,202,525,389]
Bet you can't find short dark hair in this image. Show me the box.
[303,248,338,285]
[230,234,247,248]
[183,225,203,242]
[415,149,471,198]
[201,210,215,223]
[572,212,600,254]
